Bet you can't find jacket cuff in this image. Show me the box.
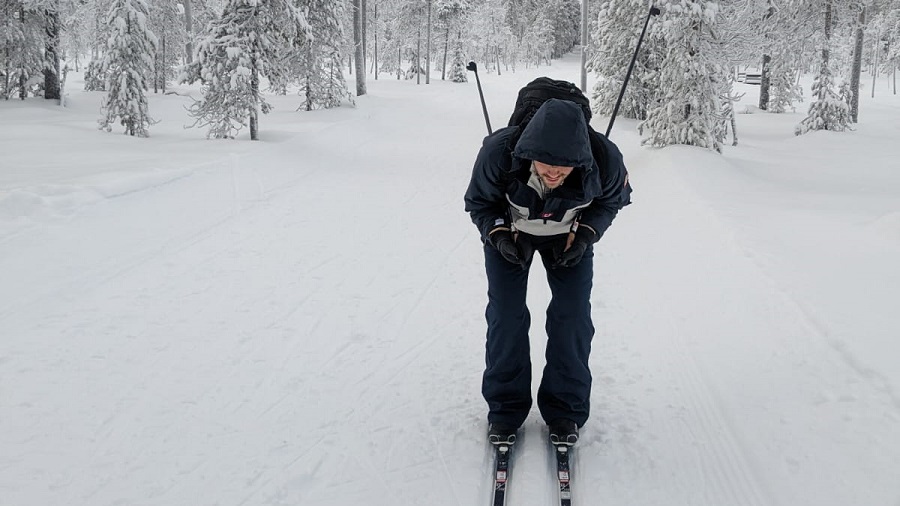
[576,224,599,243]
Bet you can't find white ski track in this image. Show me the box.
[2,53,899,506]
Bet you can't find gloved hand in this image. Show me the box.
[552,227,595,269]
[489,229,526,268]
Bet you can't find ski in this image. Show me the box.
[491,443,512,506]
[552,443,573,506]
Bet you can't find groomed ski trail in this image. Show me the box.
[3,53,899,506]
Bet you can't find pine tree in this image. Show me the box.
[296,0,352,110]
[448,36,467,82]
[795,62,850,134]
[148,0,187,93]
[98,0,158,137]
[766,48,803,113]
[527,5,554,65]
[589,0,662,121]
[639,0,727,152]
[1,2,46,100]
[549,0,579,58]
[436,0,470,79]
[796,0,850,135]
[180,0,310,140]
[83,59,105,91]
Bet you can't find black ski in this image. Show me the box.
[552,443,573,506]
[491,443,512,506]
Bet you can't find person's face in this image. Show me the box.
[533,161,574,189]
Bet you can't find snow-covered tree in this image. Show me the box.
[98,0,158,137]
[639,0,727,152]
[468,0,508,72]
[1,1,46,100]
[796,0,851,135]
[61,0,103,71]
[295,0,352,110]
[148,0,187,93]
[765,49,804,112]
[447,35,466,82]
[589,0,663,121]
[180,0,310,140]
[886,3,900,93]
[522,4,554,66]
[436,0,469,79]
[83,59,105,90]
[548,0,580,58]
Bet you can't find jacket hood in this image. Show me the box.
[512,98,594,171]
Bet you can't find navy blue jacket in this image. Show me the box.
[464,98,632,242]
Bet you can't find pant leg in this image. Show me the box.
[536,246,595,427]
[482,243,533,428]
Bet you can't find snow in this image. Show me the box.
[2,52,900,506]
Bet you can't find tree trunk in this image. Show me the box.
[849,5,865,122]
[19,3,26,100]
[306,46,313,110]
[93,11,100,60]
[183,0,194,63]
[417,29,421,85]
[442,27,449,80]
[353,0,366,95]
[373,1,378,80]
[821,0,833,102]
[44,8,61,101]
[758,1,775,110]
[361,0,367,70]
[728,95,738,146]
[4,45,9,100]
[425,0,431,84]
[162,34,168,93]
[250,53,259,141]
[871,28,880,98]
[580,0,587,91]
[397,46,401,80]
[759,53,771,110]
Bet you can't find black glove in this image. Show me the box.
[552,227,595,269]
[489,230,526,268]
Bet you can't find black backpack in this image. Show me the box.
[503,77,609,187]
[507,77,592,130]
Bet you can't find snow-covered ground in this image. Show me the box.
[2,53,899,506]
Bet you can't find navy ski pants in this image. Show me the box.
[482,242,595,429]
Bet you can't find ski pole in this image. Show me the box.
[466,61,492,135]
[605,5,661,137]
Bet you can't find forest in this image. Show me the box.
[1,0,898,145]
